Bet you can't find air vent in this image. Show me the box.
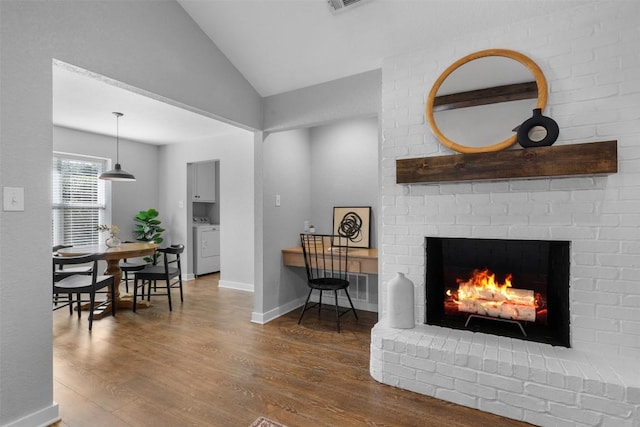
[327,0,369,14]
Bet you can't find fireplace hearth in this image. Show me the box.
[425,237,570,347]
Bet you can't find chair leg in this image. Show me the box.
[68,293,74,315]
[334,290,341,333]
[178,277,184,302]
[297,289,313,325]
[124,271,129,293]
[76,293,82,318]
[110,282,116,317]
[166,279,173,311]
[88,291,95,331]
[133,277,139,313]
[318,290,323,317]
[344,288,359,320]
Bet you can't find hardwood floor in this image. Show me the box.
[52,274,530,427]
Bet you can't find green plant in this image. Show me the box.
[134,208,165,262]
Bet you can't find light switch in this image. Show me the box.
[3,187,24,211]
[275,194,281,207]
[178,200,184,209]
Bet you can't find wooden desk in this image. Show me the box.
[57,242,159,317]
[282,246,378,274]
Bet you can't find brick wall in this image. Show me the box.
[374,2,640,424]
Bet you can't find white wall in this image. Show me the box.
[53,126,159,240]
[0,2,260,425]
[158,131,255,290]
[374,1,640,424]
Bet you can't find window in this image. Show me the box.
[52,153,107,246]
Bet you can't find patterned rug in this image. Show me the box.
[249,416,288,427]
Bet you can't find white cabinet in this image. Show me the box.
[192,161,216,202]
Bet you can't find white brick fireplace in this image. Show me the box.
[372,2,640,426]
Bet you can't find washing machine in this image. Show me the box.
[193,221,220,276]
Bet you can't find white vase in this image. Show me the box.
[388,272,415,329]
[105,235,121,248]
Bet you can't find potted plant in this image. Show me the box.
[133,208,165,262]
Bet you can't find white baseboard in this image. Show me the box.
[251,296,307,324]
[309,293,378,312]
[219,279,254,292]
[3,403,59,427]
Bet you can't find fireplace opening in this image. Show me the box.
[425,237,570,347]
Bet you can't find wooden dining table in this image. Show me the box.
[57,242,159,318]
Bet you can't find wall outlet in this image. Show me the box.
[275,194,281,207]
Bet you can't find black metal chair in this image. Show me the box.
[132,244,184,312]
[298,233,358,333]
[52,253,116,330]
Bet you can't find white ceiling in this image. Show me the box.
[52,63,243,145]
[177,0,589,97]
[53,0,589,145]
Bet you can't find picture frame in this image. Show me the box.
[332,206,371,248]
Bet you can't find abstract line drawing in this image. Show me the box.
[338,211,363,243]
[333,206,371,248]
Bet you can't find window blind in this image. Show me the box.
[52,154,106,246]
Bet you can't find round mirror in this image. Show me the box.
[426,49,548,154]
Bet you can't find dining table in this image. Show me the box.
[56,242,159,318]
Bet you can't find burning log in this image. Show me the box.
[452,269,537,322]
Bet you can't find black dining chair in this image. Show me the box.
[132,244,184,312]
[298,233,358,332]
[119,242,149,293]
[52,244,94,310]
[52,253,116,330]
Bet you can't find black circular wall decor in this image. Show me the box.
[517,108,559,148]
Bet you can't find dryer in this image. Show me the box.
[193,223,220,276]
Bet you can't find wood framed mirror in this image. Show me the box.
[426,49,548,154]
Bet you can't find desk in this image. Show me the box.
[282,246,378,274]
[57,242,159,317]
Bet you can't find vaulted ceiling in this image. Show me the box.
[53,0,590,144]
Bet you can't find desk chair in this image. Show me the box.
[53,253,116,330]
[132,244,184,312]
[298,233,358,333]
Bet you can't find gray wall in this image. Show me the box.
[53,126,159,240]
[0,2,260,425]
[260,129,312,321]
[159,131,255,290]
[309,117,379,247]
[263,69,382,132]
[258,117,379,322]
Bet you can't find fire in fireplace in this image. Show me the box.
[426,237,570,347]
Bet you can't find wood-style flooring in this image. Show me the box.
[52,273,531,427]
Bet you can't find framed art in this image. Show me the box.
[332,206,371,248]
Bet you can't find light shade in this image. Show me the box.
[99,111,136,181]
[99,163,136,181]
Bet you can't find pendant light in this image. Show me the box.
[99,112,136,181]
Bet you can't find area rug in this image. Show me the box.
[249,416,288,427]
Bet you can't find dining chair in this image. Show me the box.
[52,244,93,310]
[132,244,184,312]
[298,233,358,333]
[52,253,116,330]
[119,242,149,293]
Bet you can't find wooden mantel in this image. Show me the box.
[396,140,617,184]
